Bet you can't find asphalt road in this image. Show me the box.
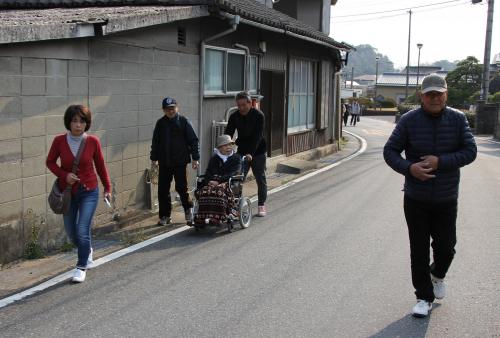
[1,117,499,338]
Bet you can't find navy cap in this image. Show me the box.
[162,97,177,108]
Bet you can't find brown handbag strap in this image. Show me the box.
[71,135,87,174]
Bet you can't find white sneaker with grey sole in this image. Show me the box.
[412,299,432,317]
[71,268,86,283]
[431,273,446,299]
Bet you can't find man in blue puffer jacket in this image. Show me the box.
[384,74,477,318]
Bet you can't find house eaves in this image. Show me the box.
[0,0,353,52]
[213,0,351,51]
[0,5,209,44]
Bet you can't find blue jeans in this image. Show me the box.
[63,186,99,269]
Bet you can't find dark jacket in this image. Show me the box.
[225,108,266,156]
[383,106,477,203]
[204,152,242,183]
[150,113,200,167]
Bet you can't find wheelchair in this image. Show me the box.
[189,169,252,233]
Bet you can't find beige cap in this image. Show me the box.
[216,134,234,148]
[421,74,447,94]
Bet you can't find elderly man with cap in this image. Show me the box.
[151,97,200,226]
[383,74,477,318]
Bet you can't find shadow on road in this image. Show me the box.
[368,304,441,338]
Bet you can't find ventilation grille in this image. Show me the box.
[211,121,238,150]
[177,27,186,46]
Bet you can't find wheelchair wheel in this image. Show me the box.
[238,197,252,229]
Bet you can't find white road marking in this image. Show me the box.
[475,136,500,144]
[0,131,367,309]
[0,226,190,309]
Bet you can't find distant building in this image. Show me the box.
[353,74,376,86]
[375,68,448,103]
[340,81,364,98]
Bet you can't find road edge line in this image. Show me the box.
[0,131,367,309]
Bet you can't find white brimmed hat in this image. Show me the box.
[421,74,447,94]
[216,135,234,148]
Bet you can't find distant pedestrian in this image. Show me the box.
[383,74,477,318]
[342,99,349,127]
[150,97,200,226]
[349,99,360,126]
[46,105,111,283]
[225,91,268,217]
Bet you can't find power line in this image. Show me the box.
[331,0,465,19]
[332,1,472,24]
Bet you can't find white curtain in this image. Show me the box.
[205,49,224,92]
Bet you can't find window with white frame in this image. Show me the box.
[288,58,316,132]
[205,46,257,95]
[249,55,258,94]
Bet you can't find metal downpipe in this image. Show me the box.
[198,14,240,174]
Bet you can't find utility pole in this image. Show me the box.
[480,0,495,102]
[415,43,423,99]
[374,56,380,99]
[351,67,354,89]
[404,9,412,102]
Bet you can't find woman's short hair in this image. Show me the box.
[64,105,92,131]
[235,91,251,102]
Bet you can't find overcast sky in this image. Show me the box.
[330,0,499,69]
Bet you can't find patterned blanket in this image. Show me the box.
[194,183,234,225]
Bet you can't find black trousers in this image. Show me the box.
[403,195,457,302]
[350,114,358,126]
[343,113,349,126]
[158,165,192,218]
[243,153,267,206]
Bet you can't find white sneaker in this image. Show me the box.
[431,273,446,299]
[71,268,86,283]
[157,216,171,226]
[86,247,95,269]
[257,205,267,217]
[412,299,432,318]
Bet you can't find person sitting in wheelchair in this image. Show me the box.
[203,135,242,188]
[194,135,242,225]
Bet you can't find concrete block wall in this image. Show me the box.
[0,54,72,263]
[0,25,200,264]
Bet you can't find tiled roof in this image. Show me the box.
[400,66,442,74]
[0,6,209,44]
[377,72,447,87]
[214,0,349,50]
[0,0,351,51]
[0,0,212,8]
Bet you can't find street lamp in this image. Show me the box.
[415,43,423,100]
[374,56,380,99]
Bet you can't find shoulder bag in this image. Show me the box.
[48,136,87,215]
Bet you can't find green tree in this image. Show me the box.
[491,92,500,103]
[445,56,482,107]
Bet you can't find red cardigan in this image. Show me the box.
[46,134,111,194]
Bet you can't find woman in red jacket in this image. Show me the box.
[47,105,111,283]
